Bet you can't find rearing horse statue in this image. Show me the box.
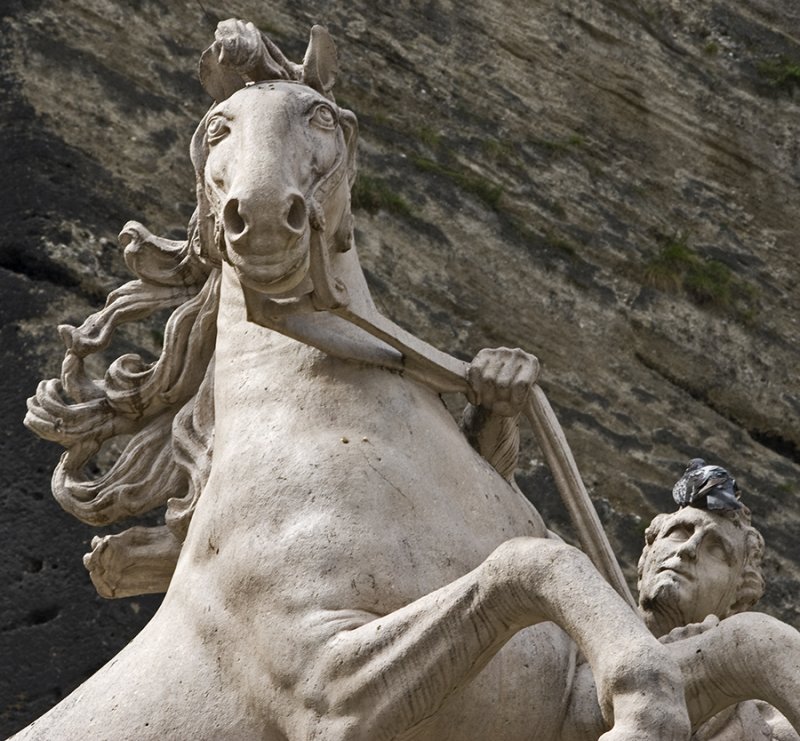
[18,20,800,741]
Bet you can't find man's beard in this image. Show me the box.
[639,577,692,637]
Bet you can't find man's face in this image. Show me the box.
[638,508,746,629]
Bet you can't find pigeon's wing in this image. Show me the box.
[696,469,729,496]
[705,479,742,511]
[673,477,685,504]
[672,459,710,507]
[672,474,695,505]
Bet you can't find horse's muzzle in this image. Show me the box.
[220,190,312,295]
[222,191,308,258]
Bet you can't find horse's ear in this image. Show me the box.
[199,45,246,102]
[303,25,338,96]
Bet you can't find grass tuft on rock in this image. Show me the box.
[412,156,503,210]
[643,236,758,320]
[757,56,800,91]
[351,174,412,217]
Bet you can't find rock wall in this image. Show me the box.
[1,0,797,734]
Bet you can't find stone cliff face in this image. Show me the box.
[1,0,797,733]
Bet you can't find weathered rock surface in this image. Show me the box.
[0,0,797,734]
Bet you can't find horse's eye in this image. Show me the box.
[310,104,337,130]
[207,115,230,144]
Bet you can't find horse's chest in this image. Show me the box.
[192,422,538,614]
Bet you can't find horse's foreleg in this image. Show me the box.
[83,525,180,598]
[297,537,689,741]
[483,539,689,741]
[666,612,800,733]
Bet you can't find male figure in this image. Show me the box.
[638,505,764,637]
[638,505,798,741]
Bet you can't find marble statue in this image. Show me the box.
[15,19,800,741]
[638,501,799,741]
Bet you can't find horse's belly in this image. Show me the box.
[407,626,576,741]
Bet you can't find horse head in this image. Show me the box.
[192,27,358,301]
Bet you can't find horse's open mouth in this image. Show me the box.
[232,249,311,296]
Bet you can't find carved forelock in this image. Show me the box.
[199,22,338,103]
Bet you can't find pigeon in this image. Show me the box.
[672,458,742,511]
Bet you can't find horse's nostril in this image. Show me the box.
[286,194,307,233]
[223,198,247,238]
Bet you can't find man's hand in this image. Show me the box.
[466,347,539,417]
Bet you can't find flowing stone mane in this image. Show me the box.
[26,216,220,579]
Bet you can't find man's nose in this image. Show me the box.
[675,533,702,559]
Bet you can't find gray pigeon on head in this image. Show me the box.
[672,458,742,511]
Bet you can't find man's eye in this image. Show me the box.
[207,116,230,144]
[665,525,691,541]
[310,104,337,130]
[705,538,729,562]
[708,544,725,560]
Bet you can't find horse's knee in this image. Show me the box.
[709,611,800,670]
[724,610,796,636]
[666,610,800,729]
[486,536,586,579]
[480,537,593,626]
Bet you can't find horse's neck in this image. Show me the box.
[214,254,408,410]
